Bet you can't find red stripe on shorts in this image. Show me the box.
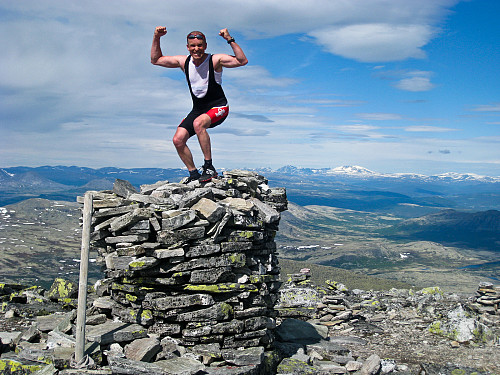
[206,106,229,124]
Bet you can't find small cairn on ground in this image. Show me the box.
[472,281,500,315]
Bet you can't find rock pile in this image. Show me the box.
[1,273,499,374]
[273,271,499,374]
[473,281,500,316]
[83,170,287,370]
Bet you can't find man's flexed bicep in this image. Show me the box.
[151,26,187,68]
[213,28,248,70]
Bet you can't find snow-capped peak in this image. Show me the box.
[432,172,497,182]
[326,165,378,176]
[0,169,15,177]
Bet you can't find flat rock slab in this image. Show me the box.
[0,357,45,374]
[155,356,206,375]
[107,356,167,375]
[275,318,328,344]
[36,312,73,333]
[306,340,351,358]
[86,321,147,345]
[124,337,161,362]
[0,331,22,345]
[222,346,264,366]
[328,335,368,346]
[202,365,260,375]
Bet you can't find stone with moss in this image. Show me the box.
[276,357,320,374]
[46,278,77,301]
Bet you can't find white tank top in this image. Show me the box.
[188,55,223,98]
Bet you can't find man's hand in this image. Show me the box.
[219,28,232,41]
[155,26,167,37]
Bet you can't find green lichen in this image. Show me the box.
[51,278,75,298]
[0,359,43,373]
[277,358,316,374]
[428,321,443,335]
[126,294,138,302]
[238,231,254,239]
[472,328,489,343]
[129,261,146,269]
[220,302,233,317]
[420,286,443,295]
[141,309,153,320]
[428,321,460,341]
[184,283,258,293]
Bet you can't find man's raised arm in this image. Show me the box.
[151,26,184,68]
[215,28,248,68]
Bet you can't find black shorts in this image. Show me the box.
[179,105,229,138]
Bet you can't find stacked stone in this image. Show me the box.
[274,271,320,321]
[473,281,500,315]
[275,273,355,334]
[82,170,287,358]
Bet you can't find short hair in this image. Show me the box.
[187,31,206,42]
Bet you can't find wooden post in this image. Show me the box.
[75,192,93,363]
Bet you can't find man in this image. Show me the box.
[151,26,248,183]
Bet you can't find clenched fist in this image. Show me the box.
[219,28,232,41]
[155,26,167,37]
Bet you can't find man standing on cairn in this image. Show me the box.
[151,26,248,183]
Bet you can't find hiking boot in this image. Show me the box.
[182,170,201,184]
[199,165,218,182]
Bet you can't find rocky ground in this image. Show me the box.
[338,290,500,374]
[1,274,498,375]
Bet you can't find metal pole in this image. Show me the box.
[75,192,93,363]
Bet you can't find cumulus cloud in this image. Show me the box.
[309,23,432,62]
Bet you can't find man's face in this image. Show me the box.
[187,38,207,61]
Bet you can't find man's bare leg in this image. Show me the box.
[193,114,212,161]
[193,114,218,181]
[172,127,197,171]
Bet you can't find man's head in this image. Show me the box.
[187,31,206,43]
[186,31,207,61]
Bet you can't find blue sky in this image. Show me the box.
[1,0,499,176]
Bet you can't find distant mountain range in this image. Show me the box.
[1,165,498,288]
[275,165,500,183]
[1,165,499,211]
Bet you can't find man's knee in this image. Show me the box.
[193,116,211,134]
[172,134,187,149]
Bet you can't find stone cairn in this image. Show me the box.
[83,170,287,368]
[473,281,500,316]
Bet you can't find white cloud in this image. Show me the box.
[357,113,403,121]
[404,126,458,132]
[6,0,496,176]
[336,124,380,133]
[309,23,432,62]
[394,76,435,92]
[471,103,500,112]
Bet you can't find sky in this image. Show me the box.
[1,0,499,176]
